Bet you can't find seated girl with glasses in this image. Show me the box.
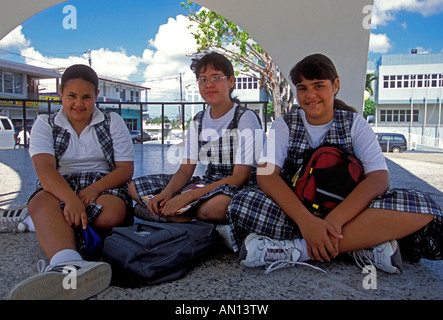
[129,52,264,230]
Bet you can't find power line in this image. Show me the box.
[0,48,70,69]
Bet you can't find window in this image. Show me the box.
[125,118,137,131]
[410,75,416,88]
[403,75,409,88]
[390,75,396,88]
[432,74,438,87]
[3,71,13,93]
[397,75,402,88]
[383,76,389,88]
[380,109,419,122]
[235,77,258,90]
[1,118,13,130]
[0,71,23,94]
[417,74,423,88]
[424,74,430,88]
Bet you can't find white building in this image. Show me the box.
[373,52,443,149]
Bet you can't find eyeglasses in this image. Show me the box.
[197,75,228,85]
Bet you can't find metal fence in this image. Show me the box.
[0,98,270,147]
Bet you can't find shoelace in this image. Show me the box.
[351,249,374,271]
[260,238,326,274]
[37,260,49,274]
[0,219,21,233]
[0,206,28,233]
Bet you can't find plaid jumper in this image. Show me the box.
[132,105,258,209]
[31,112,130,223]
[227,108,442,260]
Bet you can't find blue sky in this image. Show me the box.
[0,0,442,106]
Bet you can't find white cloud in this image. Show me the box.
[373,0,443,26]
[415,46,432,54]
[141,14,199,101]
[0,25,30,50]
[0,13,201,103]
[369,33,392,54]
[1,26,142,80]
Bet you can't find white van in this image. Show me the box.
[0,115,15,149]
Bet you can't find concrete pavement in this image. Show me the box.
[0,145,442,300]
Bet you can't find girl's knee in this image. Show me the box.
[28,191,60,218]
[196,196,231,223]
[94,196,127,228]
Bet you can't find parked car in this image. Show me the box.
[376,132,407,153]
[135,131,152,143]
[0,115,15,149]
[129,130,139,144]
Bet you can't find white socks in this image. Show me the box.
[50,249,83,266]
[294,238,311,262]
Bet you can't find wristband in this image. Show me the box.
[88,186,100,194]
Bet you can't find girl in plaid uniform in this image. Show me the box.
[9,65,134,300]
[231,54,442,274]
[129,52,263,223]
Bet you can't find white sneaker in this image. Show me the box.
[352,240,403,274]
[0,205,29,233]
[8,260,112,300]
[239,233,325,274]
[216,224,234,250]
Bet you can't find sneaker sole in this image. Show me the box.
[388,241,403,274]
[238,233,259,266]
[8,262,111,300]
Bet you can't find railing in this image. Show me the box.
[0,98,270,147]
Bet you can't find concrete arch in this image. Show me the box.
[1,0,373,112]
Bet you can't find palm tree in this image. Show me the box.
[365,73,378,96]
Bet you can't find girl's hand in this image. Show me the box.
[299,215,342,262]
[160,193,192,217]
[78,186,100,205]
[63,196,88,229]
[147,191,172,215]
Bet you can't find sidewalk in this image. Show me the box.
[0,145,442,300]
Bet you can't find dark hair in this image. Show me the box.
[190,52,239,104]
[289,54,358,113]
[61,64,99,93]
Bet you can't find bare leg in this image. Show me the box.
[195,194,231,223]
[338,208,434,253]
[92,194,127,229]
[28,190,76,260]
[163,194,232,223]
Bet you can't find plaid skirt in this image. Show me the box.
[227,187,443,260]
[30,171,130,223]
[132,174,240,210]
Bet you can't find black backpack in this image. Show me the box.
[102,220,219,287]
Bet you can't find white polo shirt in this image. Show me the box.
[183,104,264,167]
[29,108,134,175]
[260,109,388,174]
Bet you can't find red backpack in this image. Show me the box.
[291,144,365,218]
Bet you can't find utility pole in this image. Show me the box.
[86,49,92,67]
